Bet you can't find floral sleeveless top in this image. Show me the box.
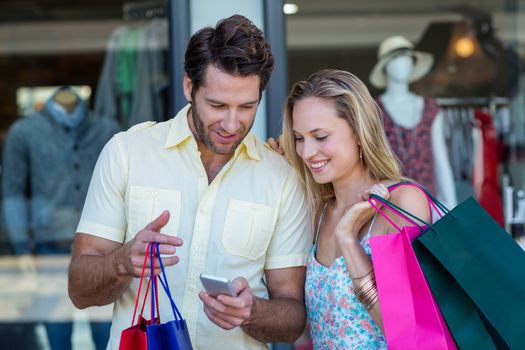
[305,205,387,349]
[377,96,439,195]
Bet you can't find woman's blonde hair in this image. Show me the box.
[282,69,403,214]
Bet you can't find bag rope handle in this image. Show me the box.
[131,242,153,326]
[156,243,184,322]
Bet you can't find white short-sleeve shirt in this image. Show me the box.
[77,104,312,350]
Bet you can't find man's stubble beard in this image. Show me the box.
[191,101,253,155]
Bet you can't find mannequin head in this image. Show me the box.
[369,36,434,89]
[384,54,414,85]
[53,88,79,113]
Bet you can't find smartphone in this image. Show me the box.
[199,273,237,297]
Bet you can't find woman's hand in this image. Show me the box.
[266,136,285,156]
[335,184,390,243]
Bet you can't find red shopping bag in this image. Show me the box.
[369,182,457,350]
[119,243,160,350]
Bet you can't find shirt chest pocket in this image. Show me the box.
[222,199,277,260]
[126,185,182,241]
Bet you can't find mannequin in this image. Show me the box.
[2,86,120,350]
[370,36,457,208]
[53,87,79,113]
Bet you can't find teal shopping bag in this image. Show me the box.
[412,238,501,350]
[371,186,525,350]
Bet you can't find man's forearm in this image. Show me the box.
[68,251,132,309]
[241,296,306,343]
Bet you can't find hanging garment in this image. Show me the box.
[442,106,476,201]
[94,21,168,128]
[129,19,168,127]
[474,110,504,226]
[378,96,438,194]
[94,26,127,122]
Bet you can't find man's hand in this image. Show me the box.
[199,277,254,329]
[117,210,184,277]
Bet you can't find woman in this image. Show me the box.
[280,69,431,349]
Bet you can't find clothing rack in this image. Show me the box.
[122,0,167,20]
[438,96,517,231]
[437,97,509,117]
[436,97,509,106]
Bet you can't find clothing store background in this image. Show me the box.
[0,0,524,349]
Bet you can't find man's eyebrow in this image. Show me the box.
[205,98,259,105]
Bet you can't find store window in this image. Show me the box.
[287,0,524,235]
[285,1,524,348]
[0,1,169,349]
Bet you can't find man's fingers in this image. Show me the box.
[217,293,251,310]
[209,308,245,327]
[145,210,170,232]
[202,305,236,330]
[231,277,249,295]
[134,232,183,255]
[200,293,246,327]
[132,255,180,277]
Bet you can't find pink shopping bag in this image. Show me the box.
[369,183,457,350]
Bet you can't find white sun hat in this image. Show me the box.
[369,35,434,88]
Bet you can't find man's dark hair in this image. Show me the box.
[184,14,275,97]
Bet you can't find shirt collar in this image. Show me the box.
[164,104,260,161]
[238,133,260,161]
[164,104,193,148]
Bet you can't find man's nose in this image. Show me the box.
[222,109,241,134]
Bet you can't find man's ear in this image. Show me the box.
[183,74,193,102]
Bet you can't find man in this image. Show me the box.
[68,14,311,349]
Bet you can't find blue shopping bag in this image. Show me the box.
[147,243,193,350]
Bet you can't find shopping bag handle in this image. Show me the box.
[131,242,153,326]
[389,182,450,215]
[370,194,431,229]
[149,243,160,324]
[370,180,452,230]
[155,243,184,322]
[368,182,448,231]
[368,195,424,231]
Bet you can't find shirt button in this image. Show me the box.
[190,285,196,291]
[75,184,81,191]
[199,172,205,177]
[195,246,201,252]
[200,209,207,215]
[152,190,159,197]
